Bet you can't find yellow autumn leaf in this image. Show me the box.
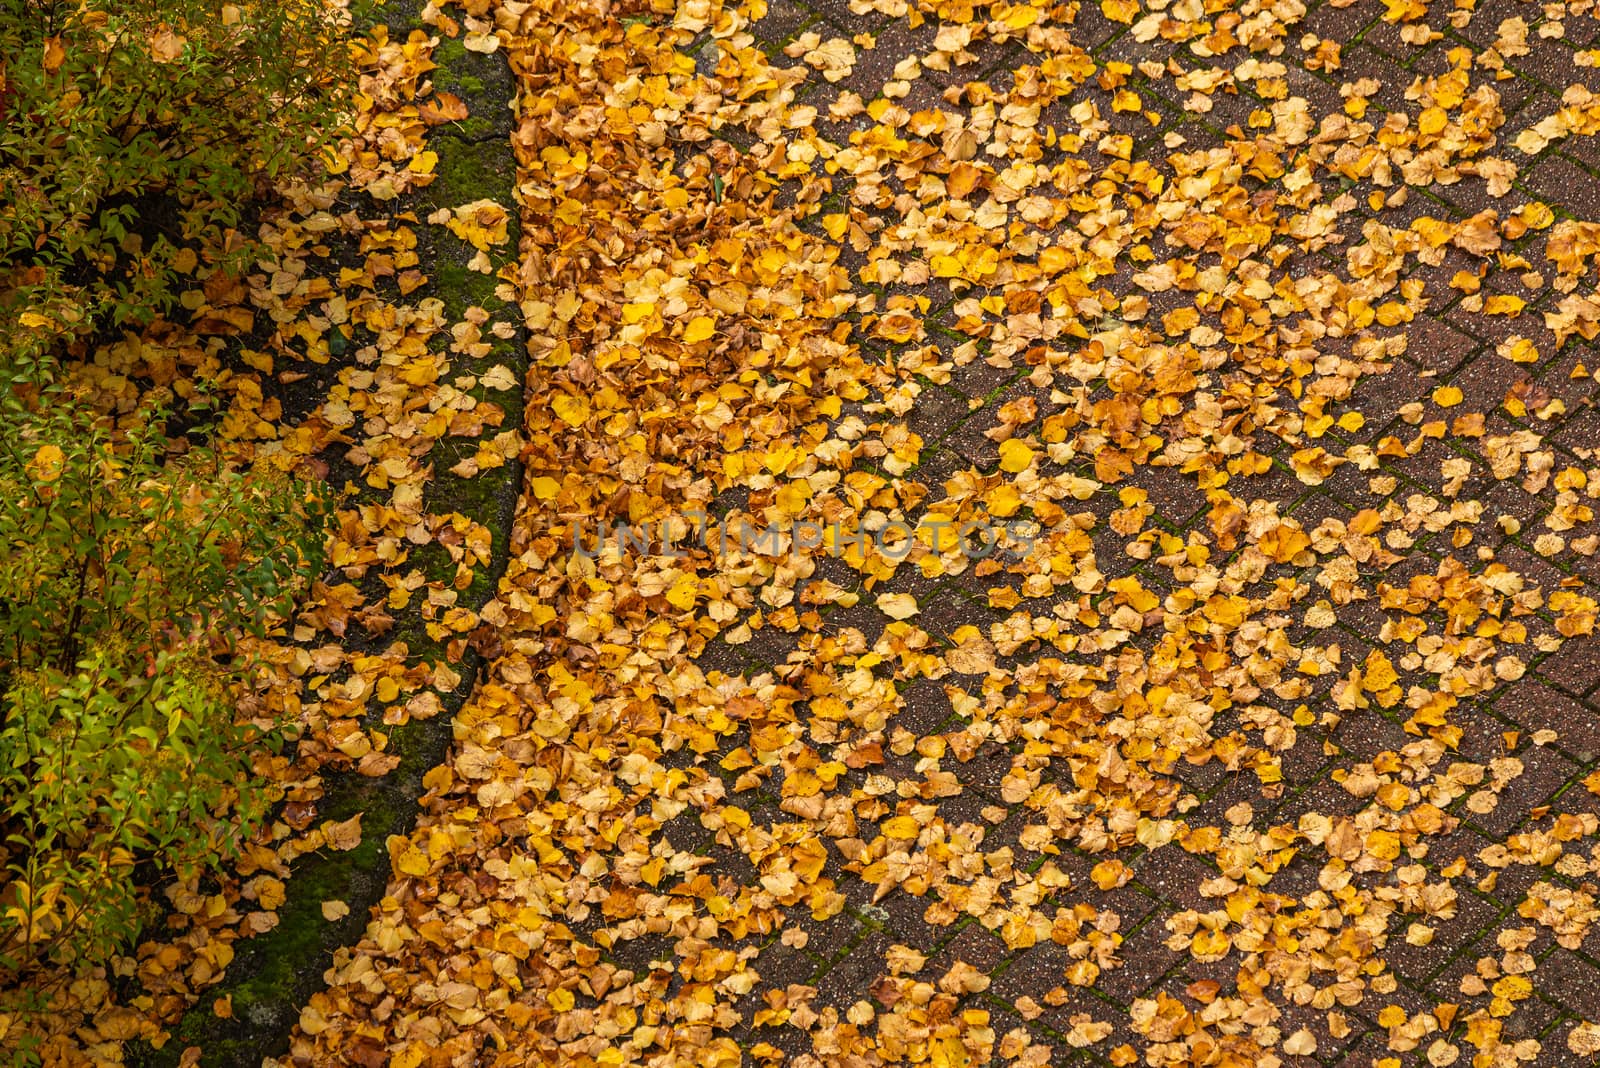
[1283,1030,1318,1056]
[931,1036,970,1068]
[446,199,510,249]
[1259,524,1310,563]
[1101,0,1139,23]
[876,592,920,619]
[254,877,286,910]
[1191,928,1231,959]
[41,35,65,73]
[1002,4,1040,29]
[323,814,363,851]
[1063,476,1100,500]
[1503,337,1539,363]
[881,815,919,839]
[551,393,590,425]
[1363,649,1399,691]
[1091,859,1128,889]
[1491,975,1532,1000]
[986,483,1022,516]
[684,315,716,343]
[1366,829,1400,861]
[665,574,699,610]
[298,1005,330,1036]
[392,838,429,877]
[775,479,810,515]
[1418,107,1448,135]
[398,358,439,386]
[27,444,65,484]
[148,26,186,63]
[997,438,1034,473]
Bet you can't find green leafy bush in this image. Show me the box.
[0,393,330,976]
[0,0,348,984]
[0,0,354,360]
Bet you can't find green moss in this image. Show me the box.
[126,4,528,1065]
[429,134,516,206]
[407,126,526,596]
[430,257,498,307]
[429,37,505,110]
[432,35,467,67]
[135,669,476,1065]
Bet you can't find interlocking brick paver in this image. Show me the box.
[1536,950,1600,1023]
[1095,920,1182,1003]
[1405,314,1485,376]
[1496,685,1600,757]
[681,2,1600,1063]
[1530,156,1600,223]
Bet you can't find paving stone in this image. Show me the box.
[1465,746,1580,837]
[1477,862,1550,915]
[1131,846,1216,914]
[1384,888,1499,985]
[1330,1030,1397,1068]
[1529,156,1600,222]
[1404,313,1486,375]
[878,888,957,952]
[658,2,1600,1058]
[805,0,893,34]
[904,382,973,445]
[1095,918,1183,1003]
[1496,685,1600,758]
[1536,949,1600,1022]
[749,0,819,49]
[813,926,897,1005]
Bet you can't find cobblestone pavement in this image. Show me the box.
[676,1,1600,1065]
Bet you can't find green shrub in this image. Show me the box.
[0,391,330,976]
[0,0,349,982]
[0,0,354,361]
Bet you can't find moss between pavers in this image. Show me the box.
[128,9,525,1067]
[431,35,515,142]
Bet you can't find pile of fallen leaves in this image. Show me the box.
[256,0,1600,1064]
[25,0,1600,1063]
[288,0,1600,1065]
